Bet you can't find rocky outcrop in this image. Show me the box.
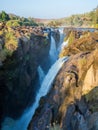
[59,31,98,57]
[28,31,98,130]
[0,26,51,125]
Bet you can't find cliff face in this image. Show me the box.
[0,26,51,124]
[28,31,98,130]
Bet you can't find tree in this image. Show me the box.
[6,20,20,27]
[0,11,10,21]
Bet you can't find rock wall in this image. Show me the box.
[0,31,50,125]
[28,31,98,130]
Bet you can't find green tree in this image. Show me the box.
[0,11,10,21]
[6,20,20,27]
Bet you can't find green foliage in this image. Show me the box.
[50,6,98,28]
[0,11,38,27]
[5,31,18,52]
[0,11,10,21]
[6,20,20,27]
[48,20,61,27]
[20,16,38,26]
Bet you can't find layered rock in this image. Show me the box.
[28,30,98,130]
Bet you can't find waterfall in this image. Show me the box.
[1,56,68,130]
[57,28,65,53]
[49,36,58,64]
[57,28,69,53]
[59,28,64,44]
[37,66,45,85]
[61,39,69,49]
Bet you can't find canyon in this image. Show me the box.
[0,23,98,130]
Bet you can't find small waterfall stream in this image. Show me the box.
[49,36,58,64]
[57,28,69,53]
[57,28,65,53]
[61,39,69,49]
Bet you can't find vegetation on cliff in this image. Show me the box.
[0,11,38,26]
[48,6,98,28]
[59,30,98,57]
[1,6,98,28]
[0,18,51,125]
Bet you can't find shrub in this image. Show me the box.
[0,11,10,21]
[68,31,75,46]
[4,31,18,52]
[6,20,20,27]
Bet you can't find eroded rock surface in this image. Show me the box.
[0,25,52,125]
[28,31,98,130]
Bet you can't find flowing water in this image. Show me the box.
[49,36,58,64]
[37,66,45,85]
[61,39,69,49]
[1,56,68,130]
[57,28,65,53]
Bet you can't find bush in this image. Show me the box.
[68,31,75,46]
[5,31,18,52]
[0,11,10,21]
[6,20,20,27]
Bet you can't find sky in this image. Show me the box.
[0,0,98,19]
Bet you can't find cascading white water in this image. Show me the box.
[57,28,65,53]
[49,36,58,64]
[59,28,64,44]
[58,28,69,53]
[37,66,45,85]
[1,56,68,130]
[61,39,69,49]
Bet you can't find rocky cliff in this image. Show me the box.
[0,25,52,125]
[28,30,98,130]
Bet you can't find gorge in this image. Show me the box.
[28,28,98,130]
[0,22,98,130]
[0,24,64,130]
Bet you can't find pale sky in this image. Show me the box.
[0,0,98,19]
